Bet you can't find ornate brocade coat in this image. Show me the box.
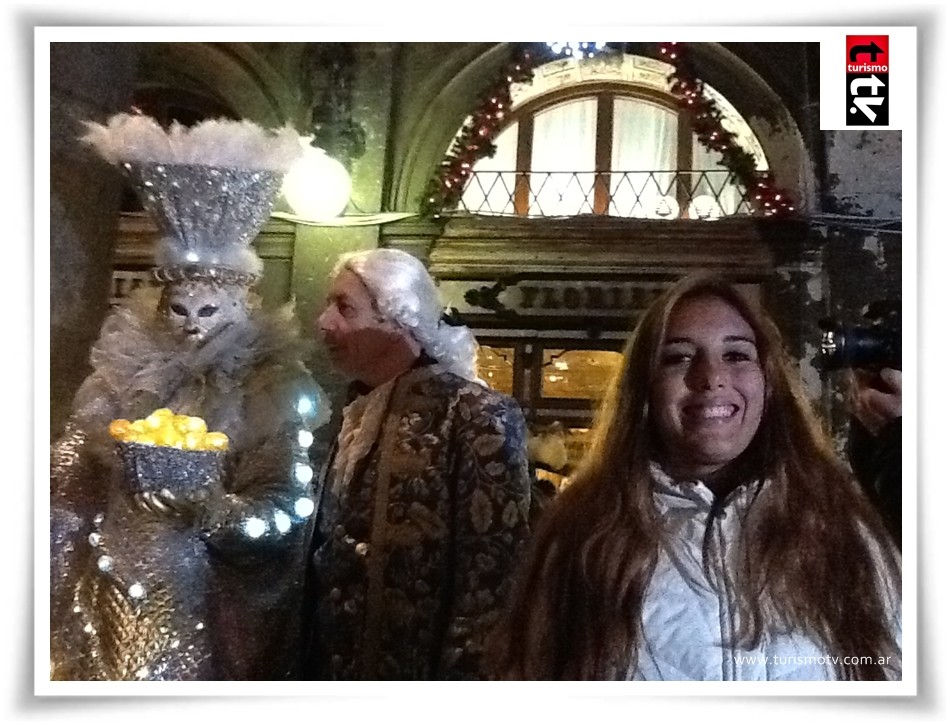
[304,364,532,680]
[50,291,328,681]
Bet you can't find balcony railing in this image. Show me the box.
[456,169,761,219]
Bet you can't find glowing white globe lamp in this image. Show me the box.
[688,194,722,221]
[651,194,680,219]
[282,141,352,221]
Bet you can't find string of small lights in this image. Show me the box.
[660,42,797,218]
[545,42,607,59]
[420,44,540,218]
[420,41,800,219]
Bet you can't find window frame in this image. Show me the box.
[500,82,697,216]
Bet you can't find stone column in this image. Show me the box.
[50,42,139,438]
[291,43,397,398]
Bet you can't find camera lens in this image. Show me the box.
[820,327,847,370]
[819,323,900,371]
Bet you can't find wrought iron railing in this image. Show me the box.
[455,169,761,219]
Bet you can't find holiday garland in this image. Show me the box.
[421,42,797,219]
[420,44,541,218]
[659,42,796,217]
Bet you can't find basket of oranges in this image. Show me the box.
[110,408,229,495]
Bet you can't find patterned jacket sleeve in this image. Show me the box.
[439,385,532,679]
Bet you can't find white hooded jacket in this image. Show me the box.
[626,464,902,681]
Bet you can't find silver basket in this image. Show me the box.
[116,441,224,496]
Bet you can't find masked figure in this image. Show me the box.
[49,114,329,681]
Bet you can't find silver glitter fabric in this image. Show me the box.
[124,162,283,275]
[116,442,223,496]
[51,113,322,681]
[50,310,327,681]
[61,486,216,680]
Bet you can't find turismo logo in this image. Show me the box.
[846,35,889,126]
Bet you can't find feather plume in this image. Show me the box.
[78,113,305,277]
[81,113,303,172]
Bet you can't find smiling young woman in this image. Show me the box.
[492,272,902,681]
[648,294,766,492]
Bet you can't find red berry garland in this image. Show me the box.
[420,45,539,218]
[421,42,797,218]
[661,42,796,217]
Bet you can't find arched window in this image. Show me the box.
[457,53,768,219]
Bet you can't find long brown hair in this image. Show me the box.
[494,273,901,680]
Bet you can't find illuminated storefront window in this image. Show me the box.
[476,345,515,395]
[541,348,623,401]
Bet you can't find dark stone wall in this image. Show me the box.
[760,129,902,448]
[49,43,139,438]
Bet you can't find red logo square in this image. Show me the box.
[846,35,889,71]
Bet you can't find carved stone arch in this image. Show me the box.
[669,42,816,213]
[394,41,815,215]
[134,42,301,128]
[392,42,512,211]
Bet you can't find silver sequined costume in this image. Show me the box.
[50,288,327,680]
[49,115,326,681]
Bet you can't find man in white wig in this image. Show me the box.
[50,113,329,680]
[303,247,532,680]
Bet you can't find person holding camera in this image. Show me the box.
[847,367,902,548]
[819,300,902,550]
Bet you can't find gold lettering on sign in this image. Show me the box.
[516,283,666,313]
[520,286,540,309]
[584,286,605,310]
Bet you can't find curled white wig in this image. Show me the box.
[336,248,480,382]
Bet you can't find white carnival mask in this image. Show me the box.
[160,280,249,344]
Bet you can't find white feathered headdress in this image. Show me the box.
[81,113,303,284]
